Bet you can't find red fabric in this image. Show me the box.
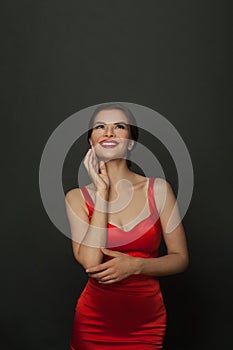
[69,178,167,349]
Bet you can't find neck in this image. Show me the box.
[100,158,134,186]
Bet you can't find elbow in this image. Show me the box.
[180,254,189,273]
[73,252,89,270]
[72,248,85,268]
[73,249,104,271]
[72,250,83,266]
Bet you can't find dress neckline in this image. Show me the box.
[81,177,156,233]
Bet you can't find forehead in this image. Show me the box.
[93,109,129,124]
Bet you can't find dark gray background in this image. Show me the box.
[1,1,232,349]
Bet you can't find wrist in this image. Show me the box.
[96,190,109,201]
[133,257,144,275]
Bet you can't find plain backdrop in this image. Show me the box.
[1,1,232,349]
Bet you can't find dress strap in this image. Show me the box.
[80,178,160,221]
[148,178,160,221]
[79,186,94,216]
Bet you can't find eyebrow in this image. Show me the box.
[93,121,129,126]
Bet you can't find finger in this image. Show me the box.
[101,248,121,257]
[88,268,113,279]
[90,145,95,155]
[88,152,99,180]
[83,149,92,169]
[99,279,116,284]
[86,262,111,273]
[99,273,116,281]
[89,163,100,182]
[91,145,97,159]
[99,161,107,175]
[84,149,93,171]
[91,152,98,171]
[91,147,99,172]
[90,149,99,174]
[91,150,97,165]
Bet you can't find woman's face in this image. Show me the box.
[89,109,134,162]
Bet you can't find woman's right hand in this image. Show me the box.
[83,146,110,193]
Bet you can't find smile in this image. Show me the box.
[100,141,119,148]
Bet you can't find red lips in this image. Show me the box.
[99,139,119,149]
[99,139,119,145]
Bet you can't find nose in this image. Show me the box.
[104,124,116,137]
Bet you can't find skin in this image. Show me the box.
[66,109,189,284]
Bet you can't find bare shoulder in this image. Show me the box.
[65,187,87,214]
[65,187,81,201]
[66,182,94,198]
[153,177,174,191]
[152,177,176,214]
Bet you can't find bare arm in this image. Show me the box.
[65,146,110,270]
[134,178,189,277]
[65,188,109,270]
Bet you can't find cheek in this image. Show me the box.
[115,128,130,138]
[117,128,130,137]
[90,130,101,142]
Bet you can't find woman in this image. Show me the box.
[65,102,189,350]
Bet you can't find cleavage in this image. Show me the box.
[106,179,150,231]
[108,200,151,232]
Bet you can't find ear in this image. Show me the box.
[128,140,134,151]
[89,139,93,146]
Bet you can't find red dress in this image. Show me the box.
[69,177,167,350]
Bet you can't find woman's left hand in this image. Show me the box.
[85,248,141,284]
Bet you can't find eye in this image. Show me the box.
[94,125,104,129]
[115,124,126,129]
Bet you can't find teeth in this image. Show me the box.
[101,142,117,146]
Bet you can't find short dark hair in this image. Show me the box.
[87,102,139,168]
